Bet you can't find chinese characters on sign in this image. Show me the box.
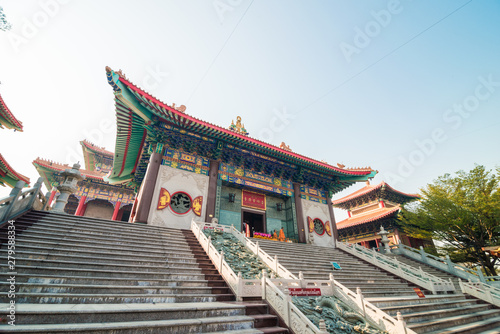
[242,190,266,210]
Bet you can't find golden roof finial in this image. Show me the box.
[229,116,249,135]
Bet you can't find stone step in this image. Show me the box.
[289,268,393,276]
[0,272,219,287]
[0,249,198,266]
[0,315,254,333]
[368,295,467,308]
[1,257,203,273]
[22,212,185,234]
[6,237,192,256]
[0,264,208,280]
[0,292,234,304]
[0,302,246,324]
[341,284,415,292]
[402,304,495,324]
[20,213,185,230]
[0,282,231,295]
[7,235,192,254]
[12,229,191,249]
[0,243,197,261]
[407,309,500,333]
[430,325,500,334]
[355,290,419,298]
[251,314,280,328]
[381,299,483,316]
[13,218,187,241]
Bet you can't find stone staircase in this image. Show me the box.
[0,211,286,333]
[255,238,500,333]
[388,253,463,290]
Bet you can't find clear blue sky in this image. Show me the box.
[1,0,499,220]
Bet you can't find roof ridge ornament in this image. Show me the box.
[280,142,292,152]
[229,116,249,135]
[171,103,186,113]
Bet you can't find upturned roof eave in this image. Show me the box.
[0,93,23,132]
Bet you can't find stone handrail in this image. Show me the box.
[263,272,413,334]
[191,220,241,298]
[338,241,456,294]
[0,178,47,225]
[328,273,415,334]
[392,242,500,287]
[458,279,500,307]
[197,221,297,279]
[191,220,412,333]
[263,276,327,334]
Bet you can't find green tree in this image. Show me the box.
[0,6,11,31]
[399,165,500,276]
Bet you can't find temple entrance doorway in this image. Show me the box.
[242,210,265,237]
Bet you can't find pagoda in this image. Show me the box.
[104,67,377,246]
[0,92,30,188]
[332,181,432,249]
[33,140,135,221]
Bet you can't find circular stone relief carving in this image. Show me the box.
[313,218,325,236]
[170,192,192,214]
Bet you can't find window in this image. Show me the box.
[170,192,192,214]
[313,218,325,236]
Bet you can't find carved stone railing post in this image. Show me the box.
[419,246,429,264]
[445,255,456,274]
[220,251,224,271]
[237,272,243,301]
[256,241,260,256]
[396,312,408,334]
[274,255,279,274]
[329,273,336,295]
[356,287,366,317]
[207,236,211,256]
[261,269,267,299]
[476,266,486,283]
[27,178,43,209]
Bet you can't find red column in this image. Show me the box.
[112,201,122,221]
[47,187,57,208]
[379,200,385,208]
[75,196,87,216]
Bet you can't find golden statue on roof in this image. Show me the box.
[280,142,292,152]
[172,103,186,113]
[229,116,249,135]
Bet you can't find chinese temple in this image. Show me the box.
[33,140,135,221]
[0,92,30,188]
[332,181,431,249]
[104,67,377,246]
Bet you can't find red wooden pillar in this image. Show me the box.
[112,201,122,221]
[75,196,87,216]
[47,187,57,208]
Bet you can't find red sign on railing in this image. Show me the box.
[288,288,321,297]
[242,190,266,210]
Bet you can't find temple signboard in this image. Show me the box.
[242,190,266,210]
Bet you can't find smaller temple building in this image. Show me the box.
[332,181,432,249]
[33,140,136,221]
